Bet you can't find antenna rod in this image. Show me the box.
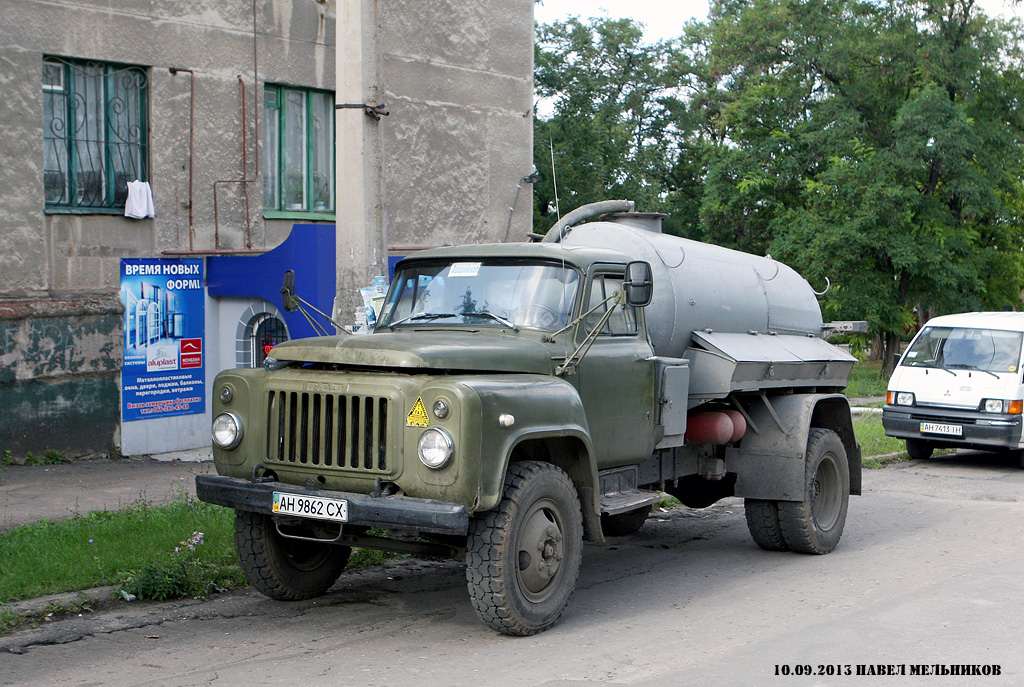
[549,137,560,220]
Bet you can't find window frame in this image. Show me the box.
[584,272,638,337]
[42,56,149,213]
[263,84,336,218]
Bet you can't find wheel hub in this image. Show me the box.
[517,502,564,598]
[811,454,841,530]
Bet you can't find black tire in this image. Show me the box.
[744,499,789,551]
[234,510,351,600]
[466,461,583,636]
[601,505,652,537]
[1009,449,1024,469]
[906,438,934,461]
[778,428,850,555]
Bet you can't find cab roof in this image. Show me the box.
[394,241,632,273]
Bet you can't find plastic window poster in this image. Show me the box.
[120,258,206,421]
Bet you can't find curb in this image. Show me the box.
[4,585,119,621]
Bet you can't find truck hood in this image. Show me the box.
[267,331,556,374]
[889,366,1017,410]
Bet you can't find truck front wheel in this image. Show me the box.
[778,428,849,554]
[234,510,351,600]
[466,461,583,636]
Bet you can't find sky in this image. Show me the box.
[533,0,1023,44]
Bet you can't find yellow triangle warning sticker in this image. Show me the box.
[406,397,430,427]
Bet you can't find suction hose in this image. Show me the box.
[542,200,635,243]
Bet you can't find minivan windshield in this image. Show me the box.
[901,326,1023,374]
[378,260,580,331]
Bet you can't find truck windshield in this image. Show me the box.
[379,260,580,331]
[902,326,1023,374]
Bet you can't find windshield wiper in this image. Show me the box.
[462,311,519,330]
[386,312,457,328]
[946,363,1000,379]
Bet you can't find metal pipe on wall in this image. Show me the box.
[212,0,260,250]
[168,67,194,250]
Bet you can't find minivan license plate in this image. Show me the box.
[920,422,962,437]
[272,492,348,522]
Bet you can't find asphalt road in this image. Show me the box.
[3,451,1024,686]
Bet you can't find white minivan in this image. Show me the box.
[883,312,1024,466]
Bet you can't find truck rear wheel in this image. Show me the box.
[744,499,789,551]
[778,428,849,555]
[234,510,351,600]
[466,461,583,636]
[906,438,934,460]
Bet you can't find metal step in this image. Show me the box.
[599,489,663,516]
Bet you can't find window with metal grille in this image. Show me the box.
[263,85,335,214]
[249,313,289,368]
[43,57,148,211]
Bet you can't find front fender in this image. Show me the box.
[457,375,597,514]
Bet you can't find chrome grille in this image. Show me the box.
[266,390,390,472]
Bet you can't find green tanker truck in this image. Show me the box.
[196,202,861,636]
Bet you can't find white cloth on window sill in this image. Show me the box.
[124,180,155,219]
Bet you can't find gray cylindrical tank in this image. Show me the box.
[561,213,824,358]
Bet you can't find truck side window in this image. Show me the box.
[586,274,637,336]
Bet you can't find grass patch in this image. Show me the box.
[852,413,905,458]
[0,494,407,632]
[852,412,909,468]
[845,360,889,398]
[0,496,243,604]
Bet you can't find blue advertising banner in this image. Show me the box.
[120,258,205,422]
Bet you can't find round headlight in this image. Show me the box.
[417,428,453,469]
[212,412,243,449]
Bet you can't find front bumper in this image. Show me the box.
[195,474,469,536]
[882,404,1024,449]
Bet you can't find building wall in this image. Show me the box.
[380,1,535,248]
[0,0,534,458]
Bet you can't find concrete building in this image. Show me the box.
[0,0,535,459]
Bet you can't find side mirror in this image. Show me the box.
[280,270,299,312]
[623,261,653,307]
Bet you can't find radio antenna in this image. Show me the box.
[549,137,560,220]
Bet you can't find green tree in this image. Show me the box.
[690,0,1024,374]
[533,16,694,235]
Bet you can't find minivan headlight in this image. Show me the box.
[981,399,1024,414]
[983,399,1005,413]
[417,428,453,469]
[888,391,915,406]
[212,412,243,449]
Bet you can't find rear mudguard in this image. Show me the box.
[725,393,861,501]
